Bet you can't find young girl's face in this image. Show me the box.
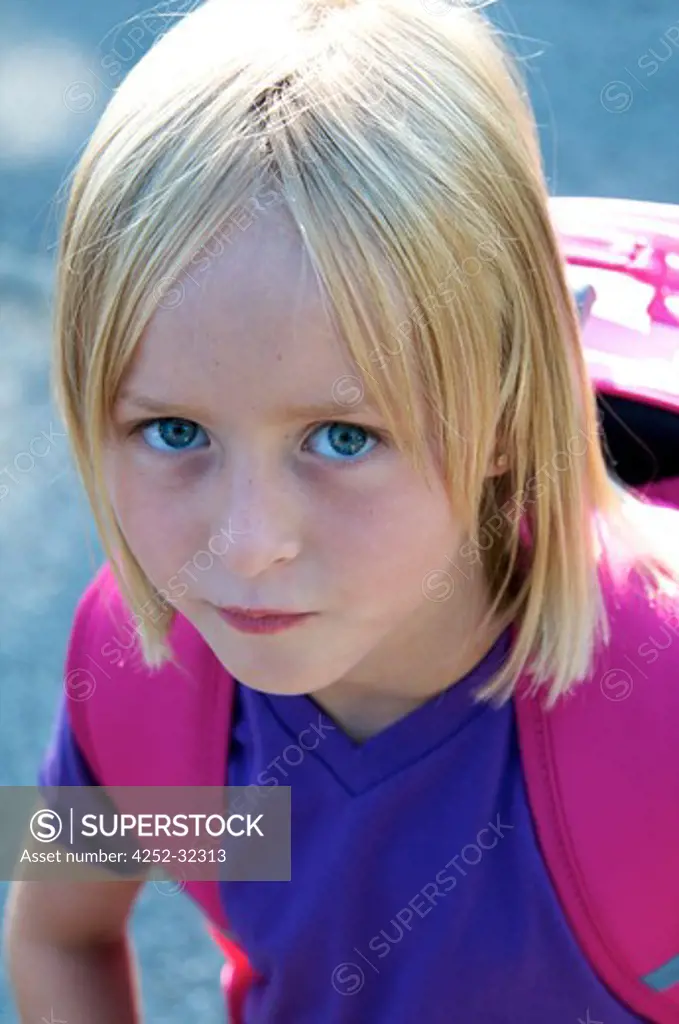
[106,203,496,699]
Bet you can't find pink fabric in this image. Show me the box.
[65,564,234,934]
[515,503,679,1022]
[638,476,679,509]
[553,196,679,415]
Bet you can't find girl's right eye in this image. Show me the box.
[132,418,210,453]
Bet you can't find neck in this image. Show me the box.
[311,583,508,743]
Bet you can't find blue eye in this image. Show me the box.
[304,422,381,462]
[138,418,209,453]
[131,418,383,462]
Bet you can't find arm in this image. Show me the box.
[3,825,146,1024]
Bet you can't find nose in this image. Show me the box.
[212,458,303,579]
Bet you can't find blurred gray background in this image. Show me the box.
[1,0,678,1021]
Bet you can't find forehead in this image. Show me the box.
[122,204,368,420]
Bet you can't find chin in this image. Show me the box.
[219,659,332,698]
[191,609,371,698]
[200,637,334,697]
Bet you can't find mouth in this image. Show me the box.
[216,607,316,635]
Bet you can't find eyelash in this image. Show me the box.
[127,417,388,464]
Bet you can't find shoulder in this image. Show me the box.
[516,506,679,1006]
[525,501,679,767]
[65,563,234,785]
[597,567,679,713]
[518,498,679,747]
[598,499,679,693]
[66,562,209,678]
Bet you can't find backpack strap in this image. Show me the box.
[515,512,679,1022]
[65,562,235,934]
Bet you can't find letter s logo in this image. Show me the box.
[30,809,63,842]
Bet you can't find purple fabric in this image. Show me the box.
[39,630,647,1022]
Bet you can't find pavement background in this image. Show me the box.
[1,1,678,1021]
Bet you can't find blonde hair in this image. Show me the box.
[53,0,679,704]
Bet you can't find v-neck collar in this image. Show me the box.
[259,628,512,795]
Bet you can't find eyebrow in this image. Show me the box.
[115,391,376,420]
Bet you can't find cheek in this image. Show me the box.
[104,459,207,585]
[319,474,461,600]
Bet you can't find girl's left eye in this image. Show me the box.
[135,418,209,453]
[303,422,382,462]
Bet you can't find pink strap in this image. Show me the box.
[66,563,234,933]
[515,552,679,1021]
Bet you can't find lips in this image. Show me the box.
[216,607,315,635]
[220,607,307,618]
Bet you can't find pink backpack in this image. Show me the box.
[63,196,679,1022]
[553,195,679,513]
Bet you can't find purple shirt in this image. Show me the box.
[39,629,647,1022]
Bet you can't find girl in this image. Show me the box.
[4,0,679,1021]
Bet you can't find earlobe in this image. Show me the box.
[495,453,508,470]
[487,452,509,477]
